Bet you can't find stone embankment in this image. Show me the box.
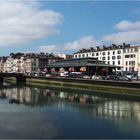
[26,77,140,97]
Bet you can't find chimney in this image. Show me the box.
[112,44,116,48]
[96,46,100,51]
[123,43,126,47]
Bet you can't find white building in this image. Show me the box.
[4,56,13,73]
[3,53,25,73]
[73,43,140,75]
[73,44,125,73]
[123,46,140,76]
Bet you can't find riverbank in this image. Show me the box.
[4,76,140,98]
[25,77,140,97]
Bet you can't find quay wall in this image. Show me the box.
[26,76,140,88]
[26,77,140,97]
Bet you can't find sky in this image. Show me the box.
[0,0,140,56]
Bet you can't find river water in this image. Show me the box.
[0,84,140,139]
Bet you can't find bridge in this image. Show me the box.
[0,73,26,86]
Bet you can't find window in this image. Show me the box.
[118,61,120,65]
[33,62,36,66]
[117,50,121,54]
[113,61,115,65]
[79,54,81,58]
[117,55,121,59]
[96,53,99,56]
[92,53,94,56]
[75,55,77,58]
[132,61,135,65]
[129,61,131,65]
[126,67,128,71]
[113,51,115,55]
[86,54,88,57]
[82,54,85,57]
[108,56,110,60]
[108,52,110,55]
[132,67,134,71]
[102,57,105,60]
[112,56,116,59]
[102,52,105,55]
[125,55,129,58]
[108,61,110,64]
[126,61,128,65]
[117,67,121,70]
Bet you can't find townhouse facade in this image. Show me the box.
[0,56,6,72]
[1,43,140,76]
[123,46,139,73]
[73,43,140,76]
[0,52,65,75]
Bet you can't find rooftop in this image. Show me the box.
[47,57,121,68]
[74,43,140,54]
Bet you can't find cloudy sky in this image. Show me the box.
[0,0,140,56]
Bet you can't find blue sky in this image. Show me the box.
[0,0,140,56]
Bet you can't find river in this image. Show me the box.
[0,84,140,139]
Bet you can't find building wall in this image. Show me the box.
[137,48,140,76]
[74,49,123,72]
[73,45,140,75]
[123,47,138,74]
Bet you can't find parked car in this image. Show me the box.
[125,73,132,80]
[107,75,118,80]
[116,76,131,81]
[82,75,91,79]
[131,76,139,81]
[66,73,82,78]
[91,75,102,80]
[46,74,51,77]
[101,75,110,80]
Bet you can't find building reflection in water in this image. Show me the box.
[0,86,140,122]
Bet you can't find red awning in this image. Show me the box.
[44,68,48,72]
[68,67,75,72]
[59,67,65,73]
[80,67,86,72]
[51,68,55,73]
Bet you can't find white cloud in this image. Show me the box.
[36,36,101,54]
[102,20,140,44]
[0,1,63,46]
[36,45,61,54]
[115,20,140,30]
[64,36,101,51]
[102,30,140,44]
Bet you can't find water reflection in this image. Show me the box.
[0,86,140,122]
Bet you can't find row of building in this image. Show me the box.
[73,43,140,76]
[0,52,72,74]
[0,43,140,76]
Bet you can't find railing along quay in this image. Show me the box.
[25,76,140,89]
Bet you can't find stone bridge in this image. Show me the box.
[0,73,26,85]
